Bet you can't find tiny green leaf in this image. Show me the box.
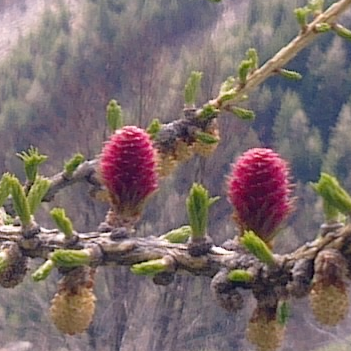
[186,183,218,239]
[8,176,31,226]
[278,69,303,80]
[277,300,290,326]
[16,146,48,183]
[32,259,55,282]
[50,207,74,238]
[131,258,169,276]
[208,196,220,207]
[27,177,51,215]
[333,24,351,41]
[240,231,275,265]
[195,131,219,145]
[184,71,203,106]
[160,225,192,243]
[64,153,85,176]
[0,173,12,207]
[106,99,123,132]
[232,107,256,120]
[311,173,351,216]
[227,269,254,282]
[50,249,91,268]
[0,251,9,273]
[146,118,162,140]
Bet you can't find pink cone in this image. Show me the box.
[227,148,293,241]
[100,126,158,220]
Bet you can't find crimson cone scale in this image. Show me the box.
[227,148,293,242]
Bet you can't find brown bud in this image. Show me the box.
[210,271,244,312]
[0,242,27,288]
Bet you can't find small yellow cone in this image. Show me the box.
[50,267,96,335]
[157,153,178,177]
[309,249,349,326]
[50,286,96,335]
[309,282,349,326]
[246,307,285,351]
[192,140,218,157]
[174,140,194,162]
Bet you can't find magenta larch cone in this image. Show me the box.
[100,126,158,225]
[227,148,293,242]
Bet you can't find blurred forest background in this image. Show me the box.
[0,0,351,350]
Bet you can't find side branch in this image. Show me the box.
[210,0,351,108]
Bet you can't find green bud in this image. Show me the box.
[50,208,74,238]
[240,231,275,265]
[8,176,31,226]
[311,173,351,215]
[246,48,259,70]
[160,225,192,243]
[322,198,341,223]
[195,131,219,145]
[333,24,351,41]
[27,177,51,215]
[186,183,219,239]
[32,259,55,282]
[184,71,203,106]
[278,69,302,80]
[277,300,290,326]
[314,23,331,33]
[3,215,13,225]
[307,0,324,14]
[220,76,235,94]
[16,146,47,183]
[232,106,256,120]
[227,269,254,282]
[50,249,91,268]
[146,118,162,140]
[106,99,123,132]
[131,257,170,276]
[0,173,11,207]
[238,60,252,85]
[64,153,85,176]
[294,7,310,28]
[198,104,220,120]
[219,89,237,103]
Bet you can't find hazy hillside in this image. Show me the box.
[0,0,81,60]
